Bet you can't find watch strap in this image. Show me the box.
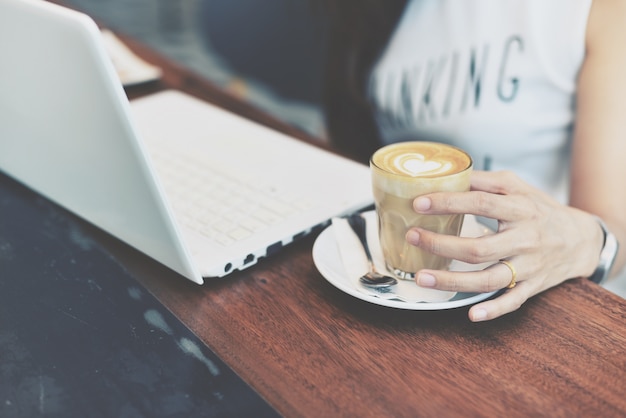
[588,216,619,284]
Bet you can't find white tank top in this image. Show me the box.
[369,0,592,202]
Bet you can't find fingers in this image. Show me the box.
[406,227,521,265]
[416,260,518,293]
[405,170,567,322]
[413,170,534,222]
[468,287,529,322]
[415,260,531,322]
[470,170,528,195]
[413,190,528,223]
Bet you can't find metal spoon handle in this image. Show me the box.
[347,214,374,264]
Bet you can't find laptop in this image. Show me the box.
[0,0,373,284]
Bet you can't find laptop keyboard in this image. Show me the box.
[150,149,312,247]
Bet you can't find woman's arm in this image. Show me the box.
[570,0,626,278]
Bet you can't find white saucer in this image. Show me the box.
[312,212,498,310]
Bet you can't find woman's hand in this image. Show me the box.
[405,170,604,322]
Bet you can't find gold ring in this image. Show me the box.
[499,259,517,289]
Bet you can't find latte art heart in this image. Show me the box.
[394,153,452,177]
[371,141,472,179]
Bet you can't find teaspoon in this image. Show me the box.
[347,214,398,288]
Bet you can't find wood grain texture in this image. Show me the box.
[107,232,626,418]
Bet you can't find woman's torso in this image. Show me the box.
[369,0,592,202]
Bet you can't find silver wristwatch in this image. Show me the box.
[588,216,619,284]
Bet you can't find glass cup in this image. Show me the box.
[370,141,473,280]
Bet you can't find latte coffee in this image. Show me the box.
[370,142,472,279]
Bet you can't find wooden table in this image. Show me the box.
[116,231,626,418]
[30,2,626,416]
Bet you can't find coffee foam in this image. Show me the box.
[371,142,471,179]
[371,142,472,198]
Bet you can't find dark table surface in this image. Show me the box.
[0,172,278,418]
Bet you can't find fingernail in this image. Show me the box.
[414,197,431,212]
[406,229,420,245]
[417,272,436,287]
[471,309,488,322]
